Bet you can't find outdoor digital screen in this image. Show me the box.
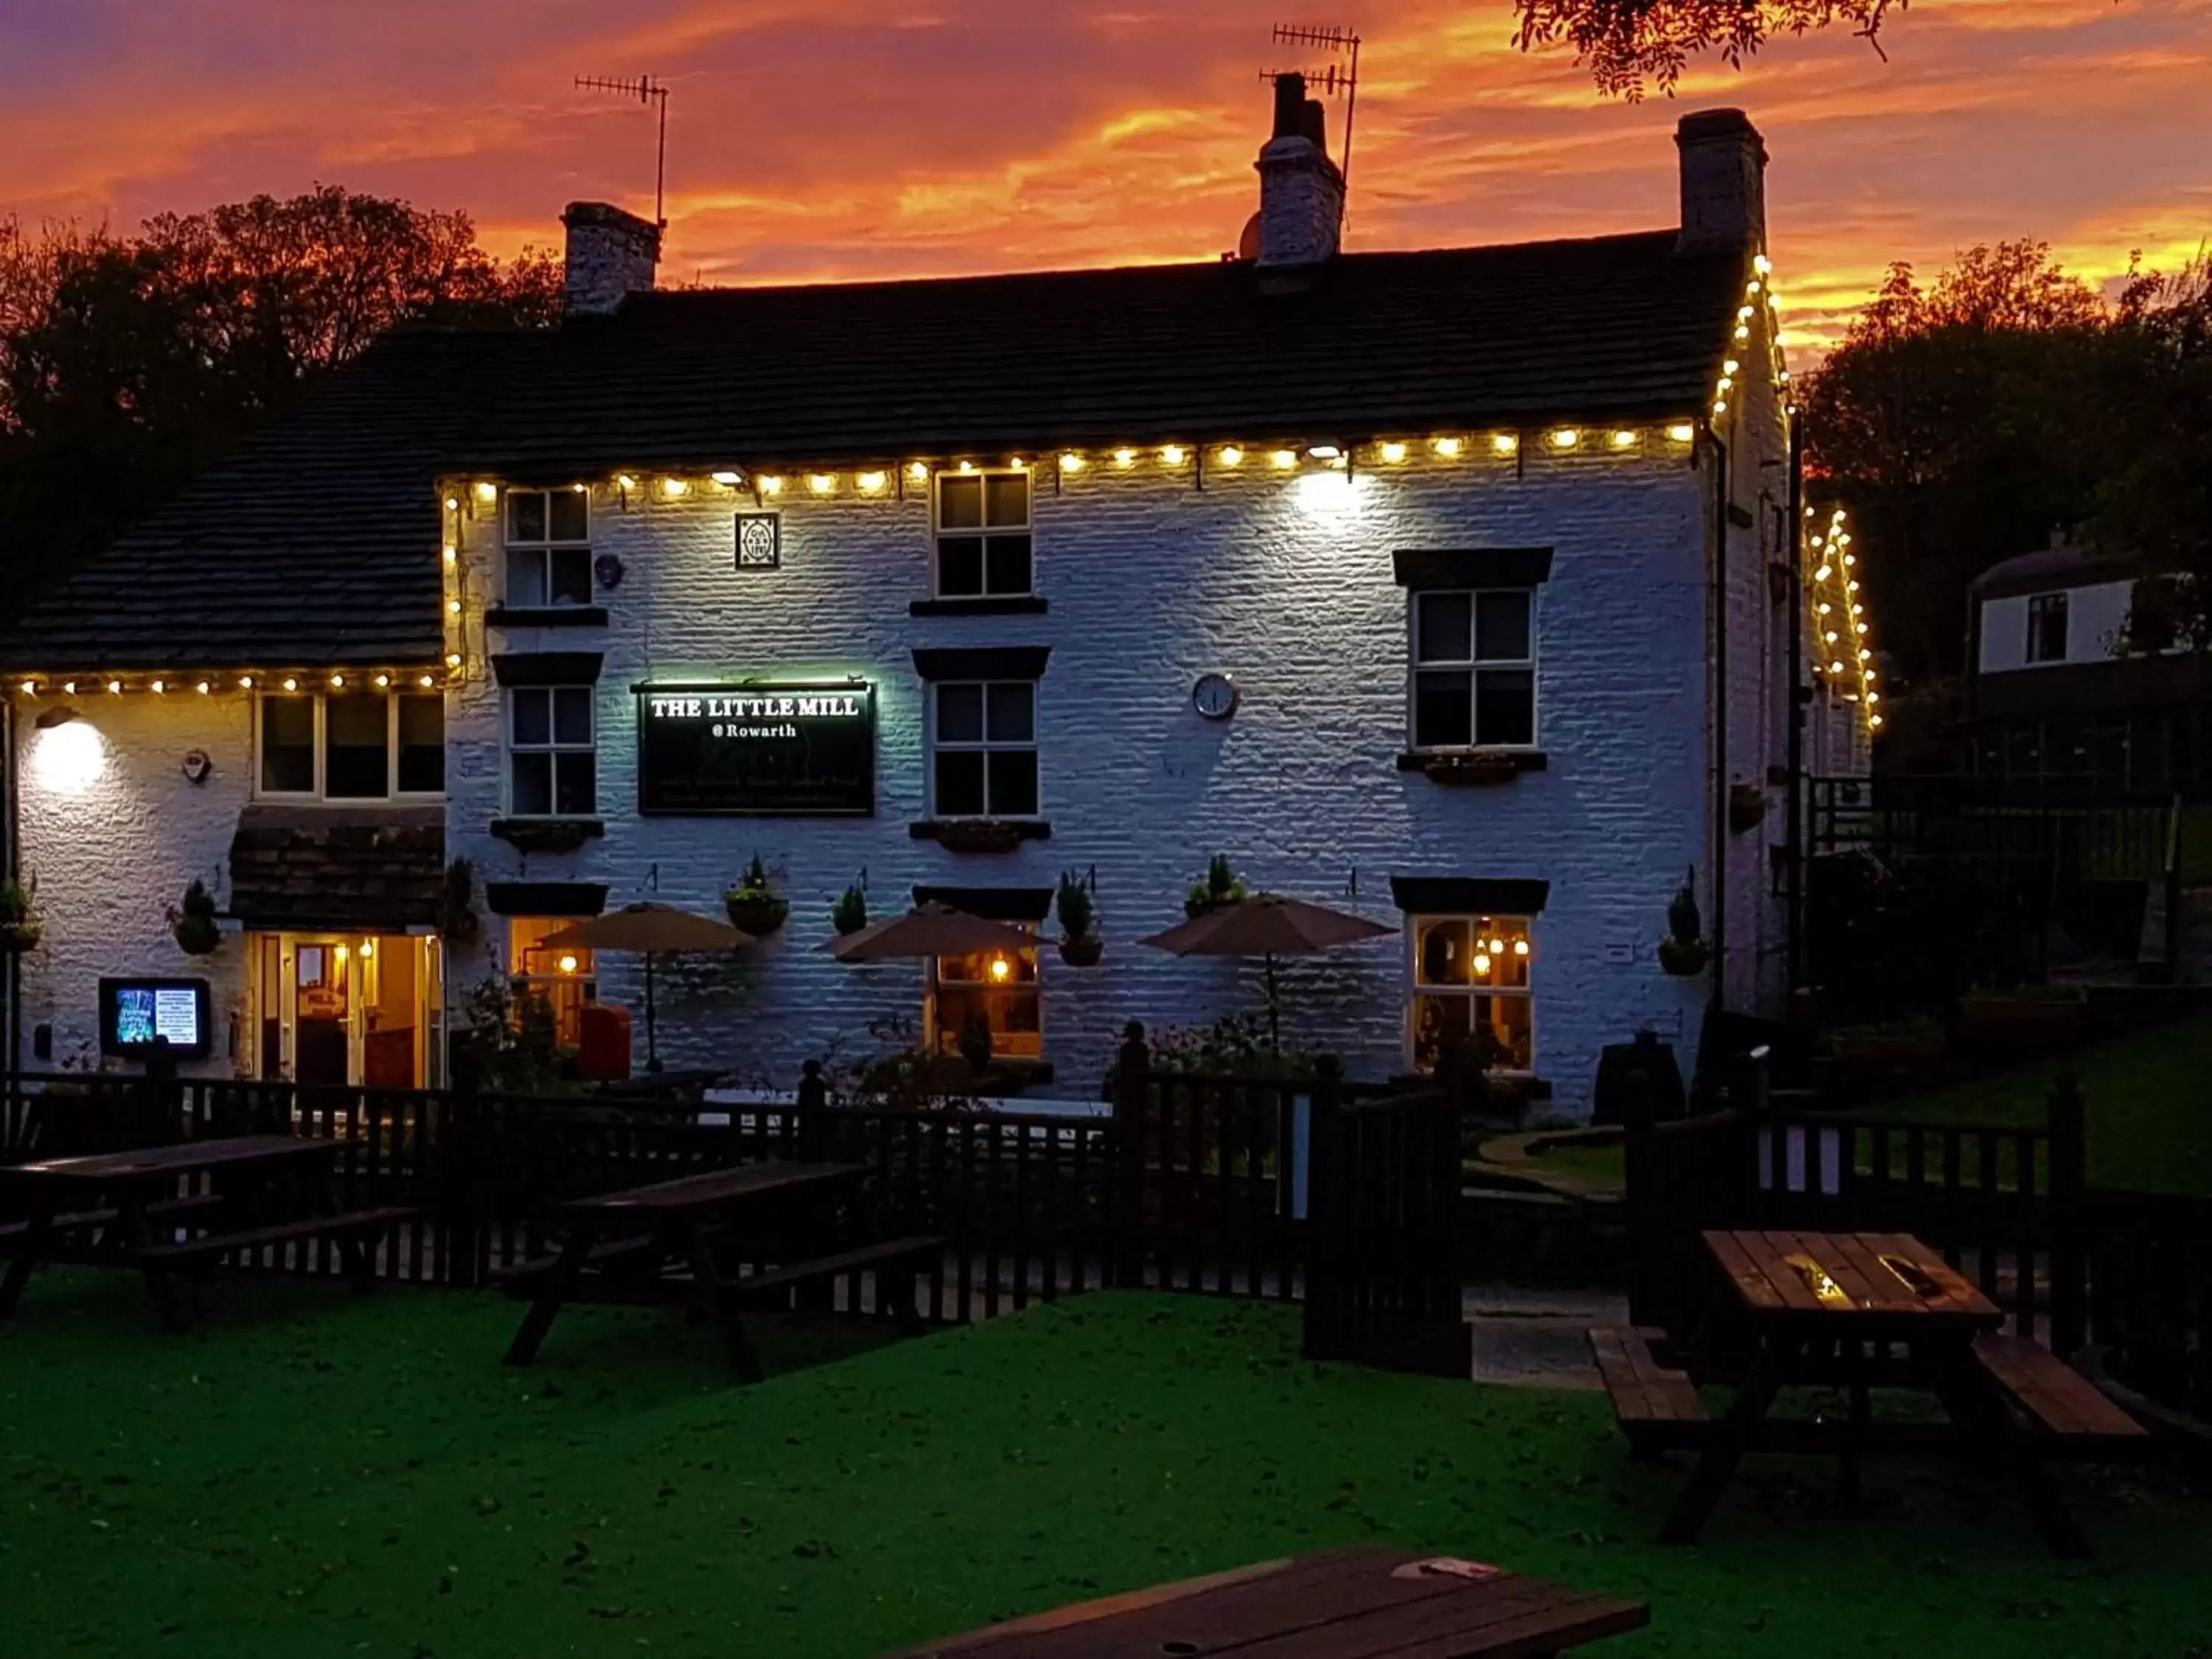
[636,681,875,815]
[98,977,213,1058]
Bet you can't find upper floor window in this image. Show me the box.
[1411,589,1536,750]
[506,686,597,816]
[932,681,1038,818]
[257,692,444,800]
[505,487,592,608]
[933,470,1031,598]
[2026,591,2070,664]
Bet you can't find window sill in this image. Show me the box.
[909,596,1048,617]
[489,816,605,855]
[910,818,1052,852]
[486,605,609,630]
[1397,748,1548,784]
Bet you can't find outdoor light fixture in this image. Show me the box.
[33,704,77,730]
[1270,449,1297,469]
[758,476,785,495]
[30,716,103,794]
[442,545,457,563]
[908,461,930,481]
[660,478,688,498]
[1433,437,1464,457]
[712,470,743,486]
[195,681,210,695]
[375,674,389,688]
[1007,456,1027,471]
[808,473,835,494]
[858,470,887,493]
[1113,449,1136,468]
[446,653,463,668]
[419,675,435,689]
[1667,423,1697,442]
[282,678,299,692]
[1060,453,1085,473]
[559,953,580,974]
[1308,445,1342,461]
[358,941,374,959]
[1550,429,1581,449]
[443,495,459,511]
[1379,442,1408,463]
[473,481,496,504]
[987,956,1012,984]
[1159,445,1185,465]
[330,674,344,689]
[956,460,974,473]
[150,680,164,694]
[1218,446,1243,467]
[106,680,121,694]
[1489,434,1517,455]
[1609,430,1638,449]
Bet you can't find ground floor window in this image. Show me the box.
[1408,914,1534,1073]
[508,917,597,1047]
[927,931,1041,1063]
[246,931,442,1088]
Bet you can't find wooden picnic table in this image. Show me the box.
[0,1135,410,1331]
[501,1159,939,1380]
[883,1545,1649,1658]
[1659,1228,2121,1551]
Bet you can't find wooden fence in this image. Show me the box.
[1624,1068,2209,1419]
[1,1039,1468,1373]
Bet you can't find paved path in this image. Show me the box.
[1462,1283,1626,1391]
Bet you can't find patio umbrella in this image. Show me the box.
[825,902,1037,962]
[1138,894,1394,1048]
[540,903,755,1072]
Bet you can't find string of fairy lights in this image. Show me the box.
[10,251,1882,720]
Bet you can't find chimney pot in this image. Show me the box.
[1674,108,1767,254]
[561,201,661,317]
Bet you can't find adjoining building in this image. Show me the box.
[0,88,1866,1111]
[1963,535,2211,796]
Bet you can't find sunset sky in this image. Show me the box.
[2,0,2208,358]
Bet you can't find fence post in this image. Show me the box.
[795,1059,829,1161]
[1110,1023,1150,1290]
[1620,1062,1662,1328]
[137,1042,182,1145]
[440,1078,484,1289]
[2047,1071,2088,1356]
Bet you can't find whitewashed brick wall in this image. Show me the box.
[445,439,1748,1113]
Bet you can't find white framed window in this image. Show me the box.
[931,681,1038,818]
[254,692,445,800]
[928,928,1043,1061]
[504,487,593,608]
[1408,914,1534,1074]
[933,470,1032,598]
[1410,589,1537,749]
[2026,591,2070,664]
[509,917,596,1048]
[506,686,597,816]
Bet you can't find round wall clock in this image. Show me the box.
[1192,672,1240,720]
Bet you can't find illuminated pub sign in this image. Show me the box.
[636,680,875,815]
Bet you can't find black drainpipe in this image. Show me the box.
[1784,414,1806,995]
[3,698,18,1076]
[1709,434,1731,1014]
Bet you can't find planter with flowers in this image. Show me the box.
[168,879,223,956]
[1184,854,1248,920]
[0,875,41,954]
[1656,868,1710,977]
[1056,870,1102,967]
[724,855,790,936]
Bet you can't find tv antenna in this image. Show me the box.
[574,74,671,227]
[1264,24,1363,214]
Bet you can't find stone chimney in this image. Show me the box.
[560,201,661,316]
[1674,109,1767,254]
[1253,73,1344,270]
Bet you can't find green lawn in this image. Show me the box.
[1523,1013,2212,1198]
[4,1273,2208,1658]
[1865,1012,2212,1196]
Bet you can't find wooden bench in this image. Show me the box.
[1973,1333,2149,1447]
[0,1192,225,1245]
[493,1234,664,1298]
[731,1235,944,1333]
[134,1207,415,1276]
[1590,1326,1711,1455]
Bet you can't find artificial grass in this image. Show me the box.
[4,1275,2208,1659]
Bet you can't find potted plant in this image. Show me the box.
[0,874,41,953]
[168,879,222,956]
[723,854,790,936]
[936,818,1025,855]
[1423,750,1520,787]
[1657,867,1710,977]
[1056,870,1102,967]
[831,883,869,936]
[1184,854,1247,919]
[439,858,481,945]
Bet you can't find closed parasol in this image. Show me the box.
[540,903,754,1072]
[1139,894,1394,1047]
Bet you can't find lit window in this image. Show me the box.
[506,686,597,816]
[1411,589,1537,750]
[1409,914,1534,1073]
[933,470,1032,598]
[932,681,1038,818]
[929,931,1042,1062]
[255,692,444,799]
[509,917,595,1047]
[2025,591,2070,665]
[504,487,592,608]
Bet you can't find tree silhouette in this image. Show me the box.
[1515,0,1906,97]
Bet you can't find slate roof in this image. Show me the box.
[226,804,446,931]
[0,229,1745,672]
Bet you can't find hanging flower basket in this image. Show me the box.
[1058,934,1104,967]
[170,878,222,956]
[1728,782,1767,835]
[725,892,790,936]
[1657,936,1710,977]
[0,918,42,954]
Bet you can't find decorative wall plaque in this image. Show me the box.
[735,512,782,571]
